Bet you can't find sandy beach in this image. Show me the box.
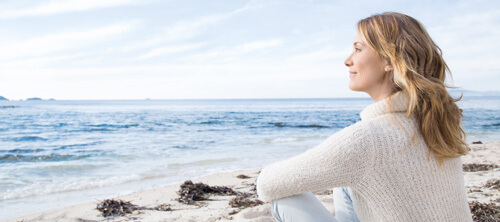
[6,141,500,222]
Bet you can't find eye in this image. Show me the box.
[355,48,361,52]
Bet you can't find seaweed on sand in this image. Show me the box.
[228,188,263,209]
[175,180,264,210]
[485,179,500,190]
[176,180,241,205]
[229,196,264,208]
[469,201,500,222]
[96,199,172,218]
[96,199,139,218]
[463,163,499,172]
[236,174,251,179]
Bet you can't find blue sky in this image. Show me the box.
[0,0,499,100]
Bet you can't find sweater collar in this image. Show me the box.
[360,92,409,120]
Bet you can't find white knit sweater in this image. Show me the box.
[256,93,472,221]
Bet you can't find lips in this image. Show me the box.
[349,71,357,75]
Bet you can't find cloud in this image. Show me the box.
[0,0,143,18]
[0,22,135,59]
[234,39,283,53]
[0,53,85,68]
[136,42,207,60]
[427,9,500,90]
[429,9,500,55]
[179,39,284,64]
[122,3,253,52]
[286,47,349,63]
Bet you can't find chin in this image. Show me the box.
[348,83,361,92]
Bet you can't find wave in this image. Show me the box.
[11,136,47,142]
[481,122,500,128]
[263,135,323,143]
[0,105,18,109]
[270,122,329,129]
[270,137,300,143]
[0,154,91,163]
[199,120,222,125]
[87,124,139,128]
[79,128,116,132]
[55,123,68,127]
[1,174,141,201]
[171,145,199,150]
[167,158,238,168]
[55,141,104,151]
[297,124,328,128]
[5,148,45,153]
[75,123,140,132]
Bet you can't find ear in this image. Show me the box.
[384,64,394,72]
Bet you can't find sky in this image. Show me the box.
[0,0,499,100]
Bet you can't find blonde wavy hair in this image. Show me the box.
[357,12,468,163]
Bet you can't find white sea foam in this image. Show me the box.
[167,157,239,168]
[1,174,141,200]
[272,137,299,142]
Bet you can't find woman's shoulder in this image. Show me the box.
[323,119,378,148]
[336,113,417,144]
[339,113,403,136]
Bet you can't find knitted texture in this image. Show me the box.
[256,93,472,221]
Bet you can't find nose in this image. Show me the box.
[344,52,353,67]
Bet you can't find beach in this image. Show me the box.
[6,169,275,222]
[6,141,499,222]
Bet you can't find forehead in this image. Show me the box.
[353,32,365,45]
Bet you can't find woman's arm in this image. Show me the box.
[256,121,376,202]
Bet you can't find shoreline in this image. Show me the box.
[5,169,278,222]
[6,141,500,222]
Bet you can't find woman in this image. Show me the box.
[256,12,472,221]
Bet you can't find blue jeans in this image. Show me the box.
[271,187,360,222]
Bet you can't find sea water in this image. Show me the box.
[0,96,499,219]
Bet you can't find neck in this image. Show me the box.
[367,86,393,102]
[369,91,391,102]
[367,77,394,102]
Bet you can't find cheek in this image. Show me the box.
[362,56,386,80]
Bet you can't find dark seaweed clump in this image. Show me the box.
[463,163,499,172]
[485,179,500,190]
[229,195,264,208]
[236,174,251,179]
[469,201,500,222]
[96,199,172,218]
[176,180,241,205]
[96,199,139,218]
[176,180,263,210]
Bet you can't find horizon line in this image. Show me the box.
[1,96,373,101]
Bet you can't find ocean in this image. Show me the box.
[0,96,499,220]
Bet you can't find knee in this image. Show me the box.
[270,193,311,221]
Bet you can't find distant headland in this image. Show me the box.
[0,96,56,101]
[26,97,43,101]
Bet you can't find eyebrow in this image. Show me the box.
[353,42,363,46]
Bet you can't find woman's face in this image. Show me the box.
[344,32,392,101]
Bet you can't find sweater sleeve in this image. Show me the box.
[256,121,376,202]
